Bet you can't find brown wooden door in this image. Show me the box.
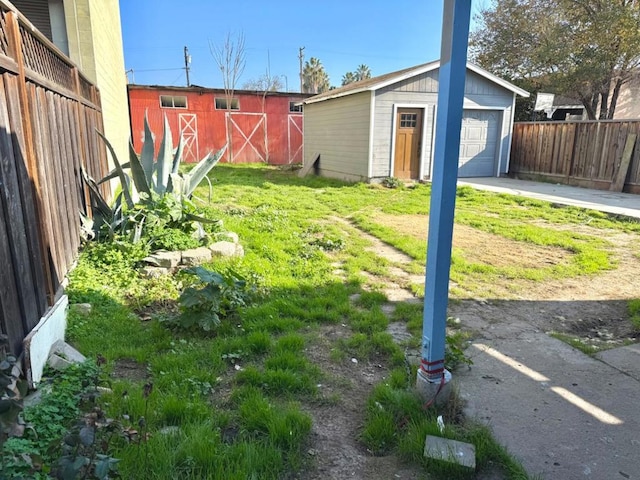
[394,108,423,179]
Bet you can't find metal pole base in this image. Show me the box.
[416,368,452,406]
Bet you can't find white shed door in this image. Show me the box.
[458,110,500,177]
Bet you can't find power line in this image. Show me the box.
[129,67,184,73]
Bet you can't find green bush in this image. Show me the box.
[165,267,254,332]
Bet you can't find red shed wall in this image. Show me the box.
[128,87,305,164]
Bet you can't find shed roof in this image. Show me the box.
[127,84,314,98]
[303,61,529,104]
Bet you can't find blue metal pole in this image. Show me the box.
[419,0,472,384]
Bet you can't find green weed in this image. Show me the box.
[629,299,640,330]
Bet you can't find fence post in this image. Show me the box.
[71,67,93,214]
[4,11,55,304]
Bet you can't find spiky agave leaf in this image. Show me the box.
[96,131,135,209]
[183,145,227,197]
[166,135,184,194]
[128,142,152,198]
[155,114,174,195]
[140,113,156,188]
[97,162,131,185]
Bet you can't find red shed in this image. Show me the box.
[127,85,312,164]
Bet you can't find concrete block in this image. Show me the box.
[143,250,181,268]
[416,369,452,406]
[217,231,239,244]
[210,241,243,258]
[70,303,92,315]
[424,435,476,469]
[181,247,212,266]
[48,353,73,371]
[51,340,86,363]
[141,266,170,278]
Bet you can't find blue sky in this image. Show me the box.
[119,0,484,90]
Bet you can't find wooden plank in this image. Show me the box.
[298,152,320,177]
[45,90,73,271]
[630,123,640,185]
[4,11,55,304]
[0,73,40,334]
[32,85,63,291]
[3,73,47,321]
[59,99,80,257]
[610,133,637,192]
[0,200,25,354]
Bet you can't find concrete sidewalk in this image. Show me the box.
[458,177,640,220]
[456,316,640,479]
[452,178,640,478]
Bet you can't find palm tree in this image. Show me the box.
[354,64,372,81]
[303,57,330,94]
[341,71,356,86]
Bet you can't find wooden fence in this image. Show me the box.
[0,3,109,354]
[510,120,640,194]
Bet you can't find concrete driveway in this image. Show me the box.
[458,177,640,220]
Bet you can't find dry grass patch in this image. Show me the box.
[375,213,571,270]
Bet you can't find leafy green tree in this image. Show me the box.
[303,57,330,94]
[470,0,640,119]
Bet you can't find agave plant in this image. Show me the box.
[97,114,227,204]
[82,114,226,244]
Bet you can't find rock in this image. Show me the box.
[141,266,170,279]
[349,293,362,303]
[181,247,212,266]
[209,241,244,258]
[143,250,181,268]
[217,231,239,244]
[23,384,52,408]
[70,303,92,315]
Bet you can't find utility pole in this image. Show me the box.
[184,46,191,87]
[417,0,472,406]
[298,46,305,93]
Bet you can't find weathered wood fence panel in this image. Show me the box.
[0,3,109,354]
[510,120,640,194]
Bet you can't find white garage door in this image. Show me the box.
[458,110,501,177]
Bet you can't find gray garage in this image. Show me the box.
[302,61,528,182]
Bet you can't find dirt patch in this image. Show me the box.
[375,213,570,269]
[301,324,425,480]
[354,213,640,350]
[111,359,149,382]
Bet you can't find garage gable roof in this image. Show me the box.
[303,61,529,104]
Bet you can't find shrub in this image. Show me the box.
[166,267,254,332]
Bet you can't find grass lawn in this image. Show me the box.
[59,164,638,479]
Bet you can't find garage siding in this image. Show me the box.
[303,92,371,181]
[373,70,515,178]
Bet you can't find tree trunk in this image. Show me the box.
[599,90,609,120]
[608,78,624,119]
[581,94,597,120]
